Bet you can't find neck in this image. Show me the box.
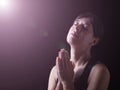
[70,45,91,66]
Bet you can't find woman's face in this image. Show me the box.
[67,17,96,48]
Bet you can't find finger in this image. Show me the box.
[57,57,63,73]
[58,49,64,59]
[70,61,74,70]
[65,50,74,70]
[62,49,67,68]
[56,57,59,71]
[56,57,61,81]
[65,50,70,61]
[59,49,66,68]
[64,50,70,68]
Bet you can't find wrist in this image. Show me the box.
[62,81,74,90]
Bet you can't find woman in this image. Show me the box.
[48,13,110,90]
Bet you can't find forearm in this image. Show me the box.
[55,81,75,90]
[55,82,63,90]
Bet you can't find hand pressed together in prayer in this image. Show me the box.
[56,49,74,87]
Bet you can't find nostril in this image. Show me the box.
[76,25,85,31]
[76,26,79,30]
[76,25,81,31]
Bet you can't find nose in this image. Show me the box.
[74,24,84,33]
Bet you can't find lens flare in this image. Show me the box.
[0,0,9,9]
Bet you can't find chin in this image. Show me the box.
[66,36,79,46]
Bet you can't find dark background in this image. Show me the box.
[0,0,119,90]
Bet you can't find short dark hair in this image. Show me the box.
[75,12,104,41]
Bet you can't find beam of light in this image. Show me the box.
[0,0,10,9]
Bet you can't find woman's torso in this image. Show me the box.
[56,58,101,90]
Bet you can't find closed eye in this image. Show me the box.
[83,24,89,31]
[76,24,89,31]
[73,22,79,26]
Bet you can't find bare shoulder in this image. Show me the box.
[48,66,57,90]
[93,63,109,73]
[51,65,57,72]
[88,63,110,90]
[89,63,110,81]
[49,65,57,80]
[92,63,110,78]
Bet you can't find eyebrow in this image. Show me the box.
[73,21,90,26]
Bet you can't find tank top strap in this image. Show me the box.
[81,58,101,82]
[74,57,102,90]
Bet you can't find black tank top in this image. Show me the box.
[74,58,101,90]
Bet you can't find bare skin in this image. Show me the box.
[48,18,110,90]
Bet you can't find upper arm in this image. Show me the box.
[87,64,110,90]
[48,66,57,90]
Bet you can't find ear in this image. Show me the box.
[91,38,100,46]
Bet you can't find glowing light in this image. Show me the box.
[0,0,9,9]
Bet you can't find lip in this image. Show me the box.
[70,32,79,38]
